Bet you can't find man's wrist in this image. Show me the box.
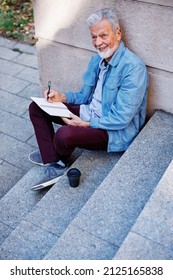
[60,93,66,103]
[84,121,90,128]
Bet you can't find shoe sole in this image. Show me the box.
[31,176,61,191]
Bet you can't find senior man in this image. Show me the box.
[29,8,149,190]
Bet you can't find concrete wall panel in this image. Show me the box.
[147,69,173,115]
[34,0,173,72]
[33,0,173,116]
[37,39,94,93]
[37,39,173,117]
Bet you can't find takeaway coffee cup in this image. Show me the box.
[67,168,81,188]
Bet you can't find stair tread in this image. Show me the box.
[0,150,121,259]
[114,158,173,260]
[44,111,173,260]
[0,148,82,230]
[1,110,173,260]
[0,166,48,229]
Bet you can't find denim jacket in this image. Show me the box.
[66,41,149,152]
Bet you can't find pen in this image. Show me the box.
[47,80,51,100]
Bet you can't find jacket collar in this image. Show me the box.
[108,41,125,67]
[93,41,125,74]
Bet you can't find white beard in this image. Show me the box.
[97,45,117,60]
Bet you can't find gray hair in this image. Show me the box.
[87,8,120,31]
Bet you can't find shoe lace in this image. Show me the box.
[44,164,64,178]
[45,166,57,178]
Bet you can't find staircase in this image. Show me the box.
[114,158,173,260]
[0,110,173,260]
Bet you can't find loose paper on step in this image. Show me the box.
[31,97,71,118]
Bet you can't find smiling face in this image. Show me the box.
[90,19,122,61]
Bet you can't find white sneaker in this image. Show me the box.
[31,163,68,191]
[28,150,50,166]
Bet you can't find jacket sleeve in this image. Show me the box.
[90,64,148,130]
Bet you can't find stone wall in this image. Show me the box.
[33,0,173,116]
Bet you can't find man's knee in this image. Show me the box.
[54,126,76,147]
[29,101,38,118]
[29,101,44,121]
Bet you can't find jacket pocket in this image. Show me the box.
[104,78,120,105]
[105,77,120,90]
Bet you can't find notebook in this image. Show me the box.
[31,97,71,118]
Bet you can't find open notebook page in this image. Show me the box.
[31,97,71,118]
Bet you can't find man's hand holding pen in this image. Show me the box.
[44,81,66,103]
[44,89,63,102]
[47,80,51,100]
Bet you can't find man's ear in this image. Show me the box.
[116,28,122,41]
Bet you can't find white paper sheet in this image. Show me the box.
[31,97,71,117]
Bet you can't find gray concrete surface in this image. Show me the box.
[33,0,173,117]
[114,158,173,260]
[0,150,122,259]
[0,36,41,199]
[0,36,173,260]
[44,111,173,260]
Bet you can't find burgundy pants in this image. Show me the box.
[29,102,108,164]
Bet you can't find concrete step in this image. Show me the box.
[0,166,48,247]
[114,159,173,260]
[0,150,121,259]
[0,148,82,245]
[43,111,173,260]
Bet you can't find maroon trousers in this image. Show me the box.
[29,102,108,164]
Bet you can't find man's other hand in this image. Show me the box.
[62,113,90,128]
